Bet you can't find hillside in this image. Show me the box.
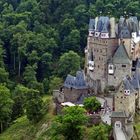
[0,0,140,139]
[0,96,54,140]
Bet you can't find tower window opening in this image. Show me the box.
[122,65,126,68]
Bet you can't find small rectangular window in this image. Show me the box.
[122,65,126,68]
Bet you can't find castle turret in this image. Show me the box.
[89,19,95,37]
[110,17,116,38]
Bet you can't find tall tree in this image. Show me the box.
[11,84,29,120]
[89,124,111,140]
[58,51,80,79]
[84,97,101,113]
[0,85,13,132]
[51,106,88,140]
[25,89,44,123]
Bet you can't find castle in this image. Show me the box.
[85,16,140,114]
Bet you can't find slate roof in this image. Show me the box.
[129,16,139,34]
[111,111,128,118]
[96,16,110,33]
[64,71,87,89]
[118,16,139,38]
[89,19,95,31]
[131,59,140,89]
[119,27,131,38]
[123,76,135,93]
[131,72,139,89]
[113,44,131,64]
[136,59,140,68]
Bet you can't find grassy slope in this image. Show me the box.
[0,96,55,140]
[1,95,138,140]
[133,113,140,140]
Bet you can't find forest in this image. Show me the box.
[0,0,140,139]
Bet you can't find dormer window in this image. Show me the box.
[124,90,130,95]
[108,64,114,75]
[88,60,94,71]
[95,32,100,37]
[132,32,136,38]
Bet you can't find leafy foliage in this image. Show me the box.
[84,97,101,113]
[51,106,88,140]
[0,0,140,136]
[49,76,63,94]
[58,51,81,79]
[89,123,111,140]
[25,89,44,123]
[0,85,13,132]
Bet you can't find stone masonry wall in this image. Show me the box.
[108,63,131,87]
[63,87,88,103]
[114,90,136,114]
[86,37,118,92]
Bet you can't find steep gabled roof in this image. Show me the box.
[113,44,131,64]
[131,60,140,89]
[136,59,140,68]
[89,19,95,31]
[64,71,87,89]
[96,16,110,32]
[131,72,139,89]
[119,27,131,38]
[123,76,135,93]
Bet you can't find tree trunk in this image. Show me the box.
[0,122,3,133]
[18,53,21,77]
[14,52,15,70]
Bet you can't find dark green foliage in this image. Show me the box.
[25,89,44,123]
[51,106,88,140]
[49,76,63,94]
[0,0,139,93]
[0,0,140,135]
[11,85,30,120]
[58,51,81,79]
[89,123,112,140]
[84,97,101,113]
[0,85,13,132]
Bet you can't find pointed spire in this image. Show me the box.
[113,44,131,64]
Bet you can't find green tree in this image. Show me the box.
[89,124,111,140]
[88,4,96,17]
[28,50,39,66]
[59,18,76,40]
[25,89,44,123]
[95,0,104,13]
[84,97,101,113]
[63,29,81,53]
[23,64,44,94]
[52,106,88,140]
[0,85,13,132]
[58,51,80,79]
[11,85,29,120]
[0,44,9,84]
[23,64,37,86]
[49,76,63,94]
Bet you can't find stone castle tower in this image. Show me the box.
[85,16,140,93]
